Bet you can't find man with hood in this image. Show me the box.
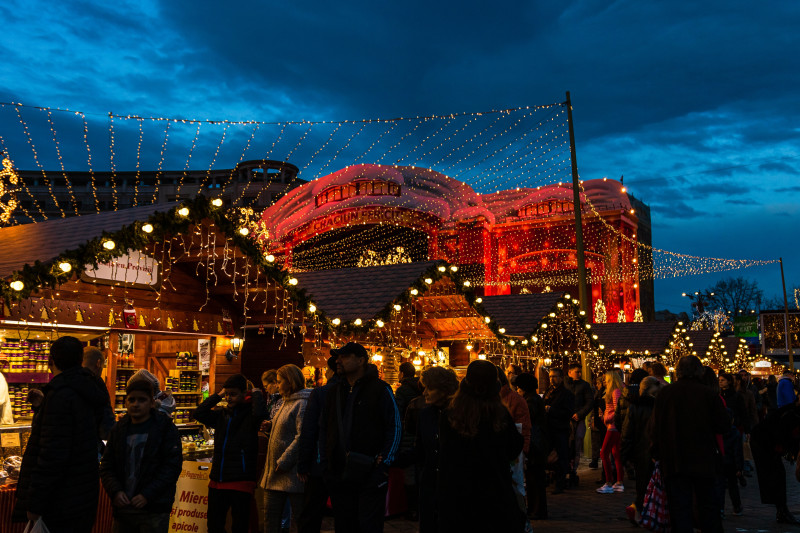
[193,373,268,533]
[13,336,109,533]
[320,342,401,533]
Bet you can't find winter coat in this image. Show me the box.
[13,367,109,526]
[543,384,575,432]
[523,391,548,461]
[740,388,758,433]
[437,409,525,533]
[651,378,728,479]
[500,384,532,454]
[565,377,594,420]
[193,389,268,483]
[99,410,183,514]
[413,404,445,533]
[591,385,606,431]
[720,387,747,431]
[261,389,312,493]
[297,375,340,478]
[320,364,401,480]
[722,425,744,471]
[394,377,421,420]
[621,394,655,466]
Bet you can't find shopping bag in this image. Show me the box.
[640,461,670,533]
[22,518,50,533]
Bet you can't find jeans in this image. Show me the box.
[264,490,304,533]
[298,475,329,533]
[112,512,170,533]
[552,429,570,488]
[665,474,722,533]
[570,419,586,473]
[207,487,252,533]
[328,479,388,533]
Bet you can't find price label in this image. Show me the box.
[1,432,21,448]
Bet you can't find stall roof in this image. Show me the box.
[294,261,441,322]
[687,330,715,357]
[591,321,679,354]
[481,293,569,337]
[0,204,172,279]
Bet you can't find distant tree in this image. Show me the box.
[763,284,800,311]
[654,309,690,323]
[704,277,764,318]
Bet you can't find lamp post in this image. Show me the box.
[682,290,716,317]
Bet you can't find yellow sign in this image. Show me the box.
[1,432,21,447]
[169,461,210,532]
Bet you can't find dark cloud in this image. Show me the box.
[775,185,800,193]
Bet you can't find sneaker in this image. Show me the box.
[625,504,637,525]
[612,482,625,492]
[733,507,743,516]
[596,483,614,494]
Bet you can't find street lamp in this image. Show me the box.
[682,290,715,316]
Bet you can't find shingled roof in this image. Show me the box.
[591,321,680,355]
[687,330,715,357]
[481,292,570,337]
[0,204,173,279]
[294,261,441,322]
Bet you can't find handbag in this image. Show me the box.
[640,461,670,533]
[337,391,375,484]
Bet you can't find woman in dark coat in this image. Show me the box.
[410,366,459,533]
[621,376,664,523]
[514,372,548,520]
[437,360,525,533]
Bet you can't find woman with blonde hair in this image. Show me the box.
[597,369,625,494]
[260,364,311,533]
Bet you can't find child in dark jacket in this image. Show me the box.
[100,377,183,533]
[718,409,745,518]
[193,373,268,533]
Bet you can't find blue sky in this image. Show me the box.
[0,0,798,313]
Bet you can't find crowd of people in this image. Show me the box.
[9,335,800,533]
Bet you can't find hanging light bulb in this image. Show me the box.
[265,254,275,263]
[211,198,223,207]
[354,318,363,326]
[178,207,190,217]
[376,320,384,328]
[239,227,250,236]
[393,304,402,311]
[410,288,419,296]
[438,266,446,272]
[332,318,341,326]
[103,240,115,250]
[58,262,72,273]
[308,304,316,313]
[141,223,154,234]
[424,278,433,284]
[288,278,298,285]
[10,280,24,291]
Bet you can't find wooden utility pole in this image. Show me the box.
[780,257,794,369]
[566,92,590,389]
[566,92,589,316]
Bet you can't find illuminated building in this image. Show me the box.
[262,164,654,321]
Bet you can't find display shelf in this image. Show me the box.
[4,372,50,384]
[168,391,200,395]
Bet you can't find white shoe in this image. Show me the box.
[613,482,625,492]
[596,483,614,494]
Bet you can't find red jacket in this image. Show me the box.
[501,385,532,454]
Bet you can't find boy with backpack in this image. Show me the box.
[100,377,183,533]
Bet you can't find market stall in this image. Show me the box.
[590,321,690,376]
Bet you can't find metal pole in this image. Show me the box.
[780,257,794,369]
[566,92,590,383]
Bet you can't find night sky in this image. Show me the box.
[1,0,798,314]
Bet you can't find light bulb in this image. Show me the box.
[393,304,401,311]
[103,240,115,250]
[354,318,362,326]
[332,318,341,326]
[308,304,316,313]
[141,223,154,233]
[376,320,384,327]
[58,262,72,273]
[178,207,190,217]
[10,280,24,291]
[239,227,250,236]
[424,278,432,284]
[265,254,275,262]
[211,198,223,207]
[288,278,298,286]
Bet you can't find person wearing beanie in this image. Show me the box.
[436,360,526,532]
[128,369,176,417]
[193,373,268,533]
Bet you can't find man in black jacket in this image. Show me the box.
[100,378,183,532]
[320,342,401,533]
[543,367,575,494]
[651,356,728,533]
[394,362,421,420]
[565,363,593,486]
[14,336,109,533]
[193,373,268,533]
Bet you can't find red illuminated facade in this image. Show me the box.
[261,164,654,322]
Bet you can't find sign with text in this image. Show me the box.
[734,316,759,338]
[169,461,210,532]
[83,249,160,288]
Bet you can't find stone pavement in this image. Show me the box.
[319,458,800,532]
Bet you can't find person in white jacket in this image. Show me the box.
[260,364,311,533]
[0,370,14,425]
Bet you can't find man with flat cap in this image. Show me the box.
[320,342,401,533]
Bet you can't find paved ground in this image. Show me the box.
[317,458,800,532]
